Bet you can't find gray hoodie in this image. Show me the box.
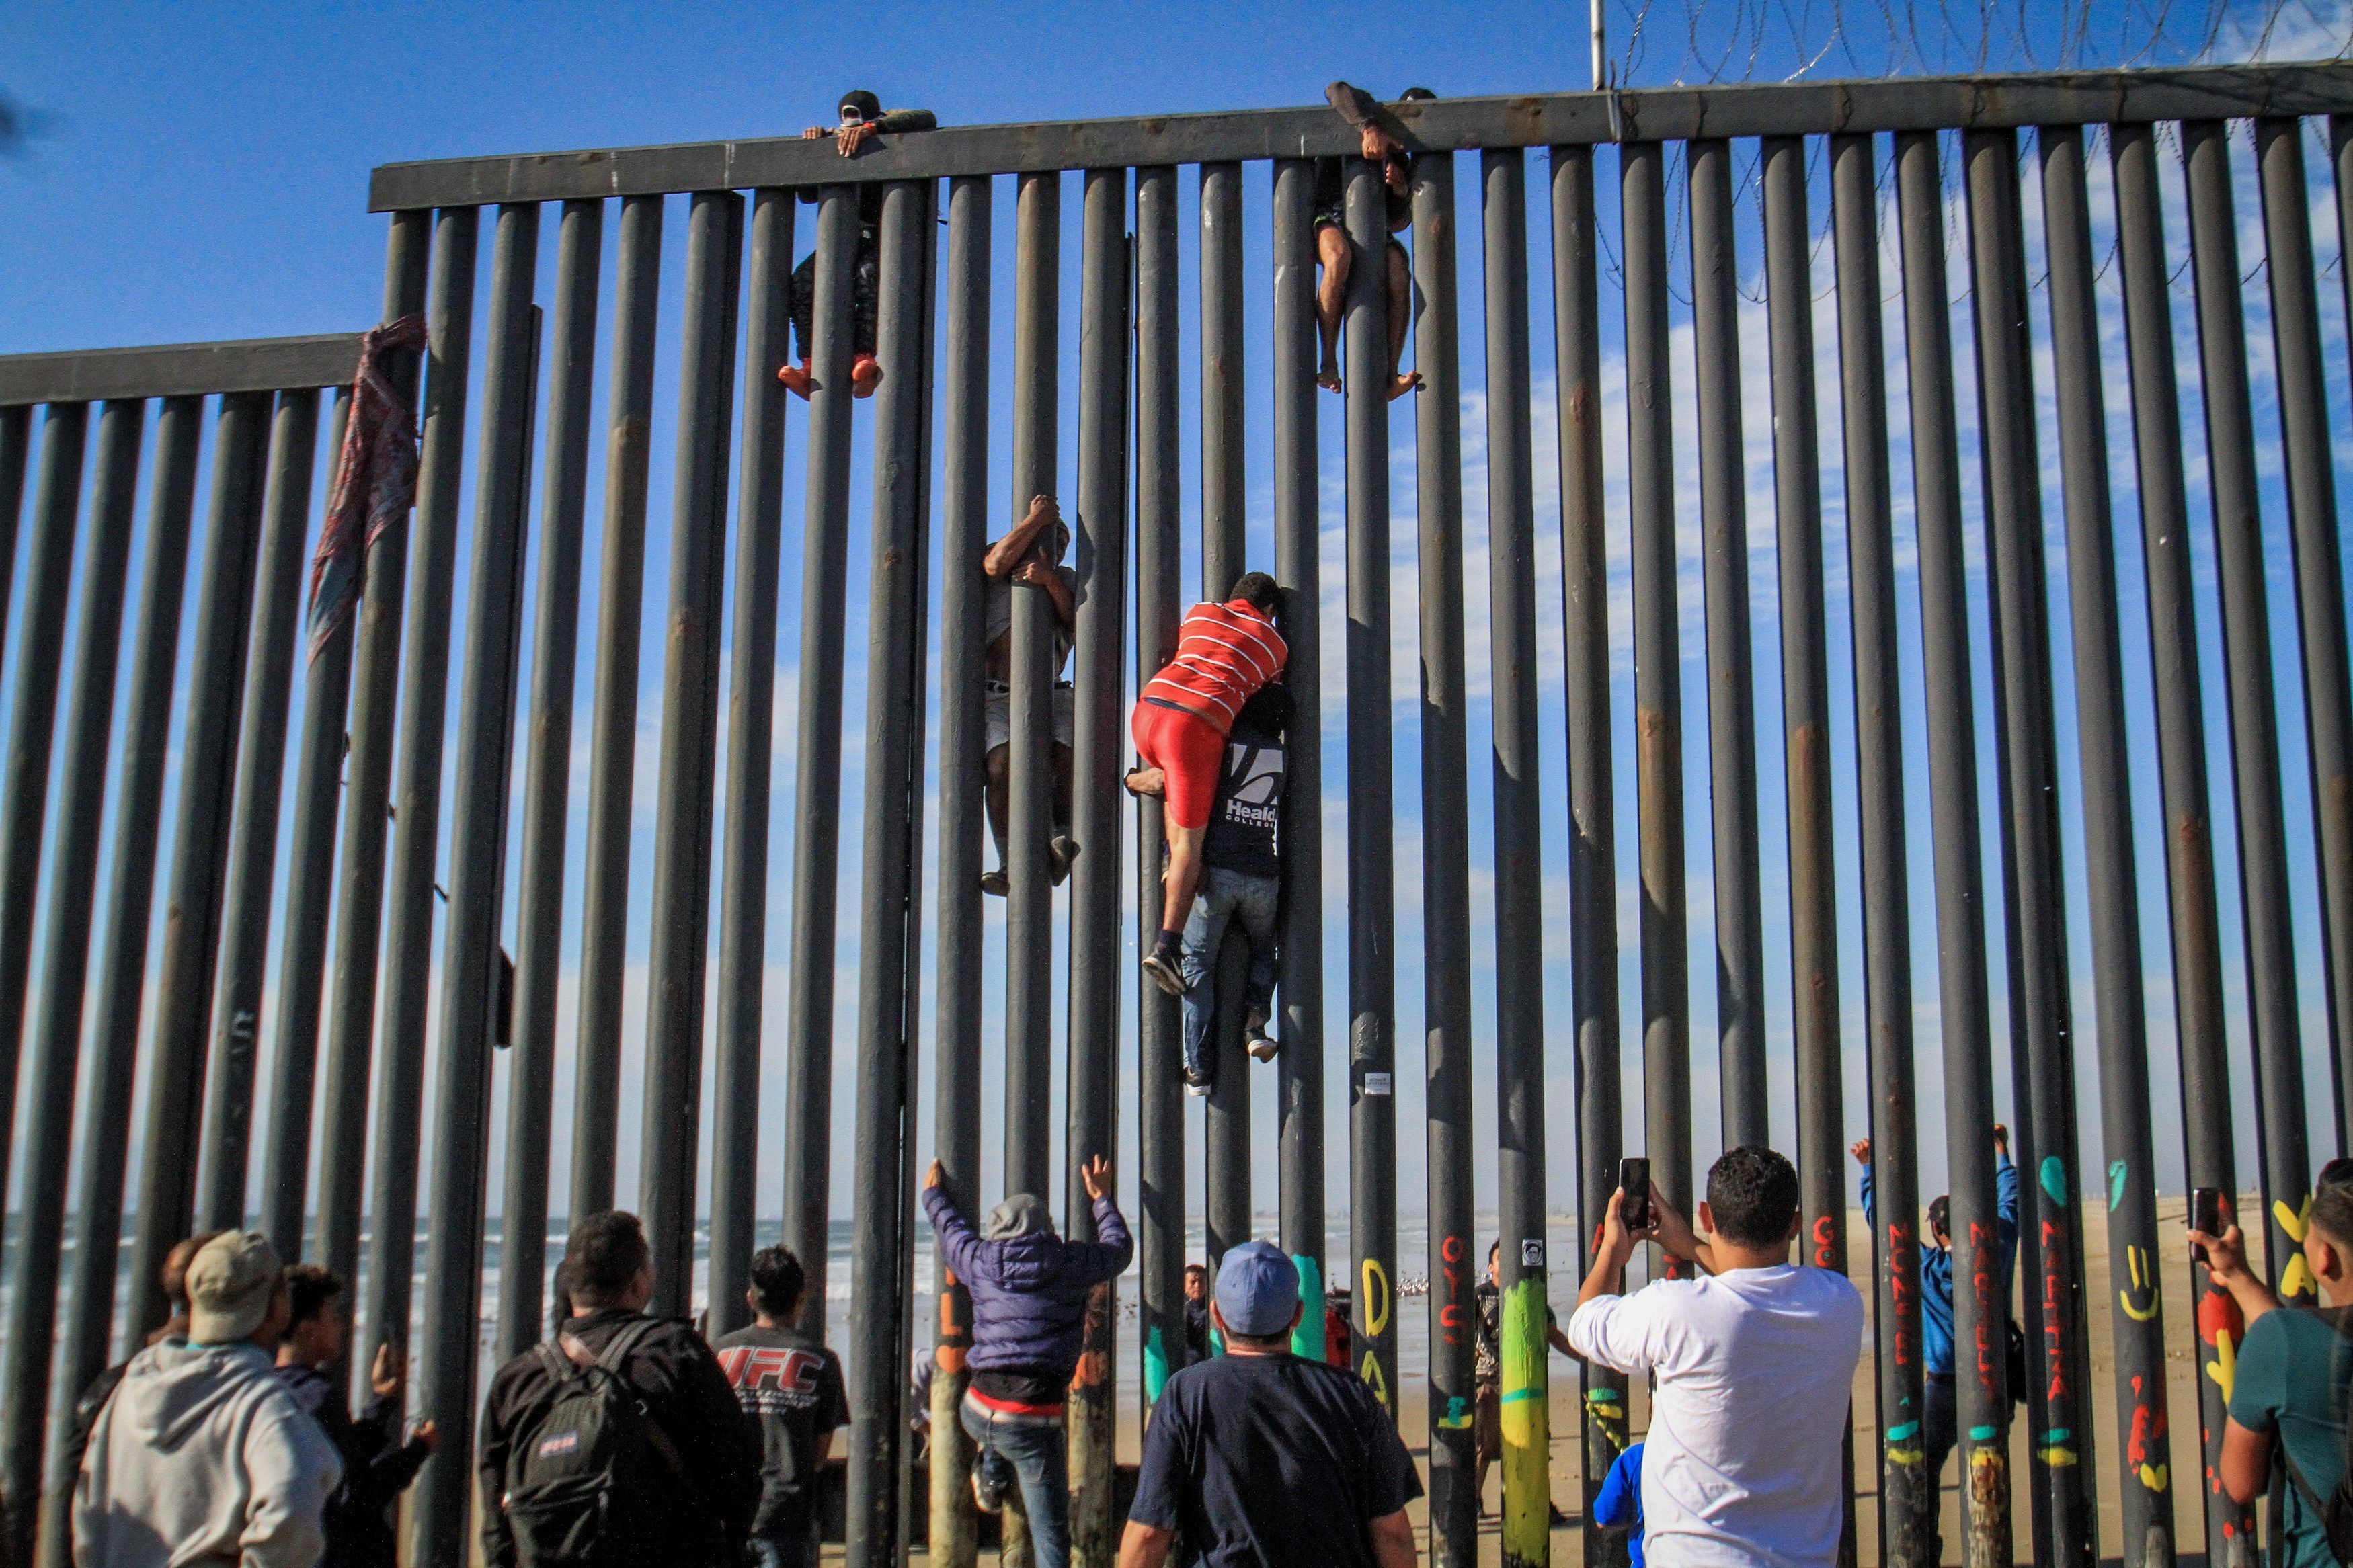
[75,1339,342,1568]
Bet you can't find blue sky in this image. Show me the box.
[4,0,2353,1264]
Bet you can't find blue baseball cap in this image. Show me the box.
[1214,1241,1300,1337]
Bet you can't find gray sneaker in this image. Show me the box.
[1142,940,1187,997]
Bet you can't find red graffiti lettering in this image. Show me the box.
[1886,1221,1917,1369]
[1812,1213,1837,1268]
[1970,1222,1999,1391]
[1443,1233,1465,1264]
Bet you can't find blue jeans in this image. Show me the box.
[960,1394,1069,1568]
[1179,867,1279,1081]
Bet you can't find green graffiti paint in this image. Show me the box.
[1144,1324,1170,1404]
[1291,1253,1326,1360]
[1501,1278,1550,1567]
[2108,1160,2126,1212]
[2040,1156,2067,1206]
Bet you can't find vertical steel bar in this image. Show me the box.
[1272,155,1328,1362]
[1199,157,1250,1325]
[2110,118,2253,1567]
[2039,121,2174,1568]
[126,386,271,1337]
[47,397,200,1568]
[781,183,863,1296]
[1764,132,1853,1563]
[409,196,541,1568]
[1552,140,1628,1567]
[1004,169,1059,1200]
[1064,162,1127,1568]
[1343,153,1400,1415]
[196,386,323,1229]
[1200,151,1250,1319]
[572,192,662,1220]
[1482,145,1551,1568]
[932,170,992,1565]
[1895,128,2011,1567]
[707,185,791,1342]
[52,392,199,1455]
[315,210,432,1372]
[1623,140,1693,1255]
[640,188,743,1314]
[2182,120,2312,1300]
[1135,164,1187,1408]
[1687,136,1768,1150]
[847,177,934,1568]
[359,202,480,1366]
[2254,117,2353,1145]
[0,400,88,1251]
[0,398,140,1561]
[1964,124,2097,1567]
[495,196,602,1361]
[0,406,26,643]
[257,385,357,1259]
[1412,145,1477,1567]
[1834,132,1931,1568]
[1201,161,1246,595]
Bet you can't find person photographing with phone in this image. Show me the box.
[1568,1147,1865,1567]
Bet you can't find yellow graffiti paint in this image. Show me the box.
[1886,1447,1926,1467]
[2139,1462,2169,1493]
[1360,1257,1392,1337]
[1360,1350,1390,1411]
[2276,1193,2313,1243]
[2204,1327,2238,1402]
[2120,1246,2161,1322]
[2282,1252,2315,1303]
[1500,1280,1551,1567]
[2038,1444,2079,1467]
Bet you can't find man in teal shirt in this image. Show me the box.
[2198,1161,2353,1566]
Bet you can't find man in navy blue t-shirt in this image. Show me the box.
[1119,1242,1420,1568]
[1175,684,1289,1094]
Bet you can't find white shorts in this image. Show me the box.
[984,684,1075,755]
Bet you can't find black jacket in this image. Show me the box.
[276,1363,432,1568]
[476,1308,762,1568]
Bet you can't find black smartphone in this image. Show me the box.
[2191,1186,2225,1264]
[1620,1157,1652,1232]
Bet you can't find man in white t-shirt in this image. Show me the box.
[1567,1146,1864,1567]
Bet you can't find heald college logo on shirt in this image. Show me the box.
[719,1344,829,1415]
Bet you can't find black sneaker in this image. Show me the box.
[981,868,1009,897]
[1183,1057,1215,1094]
[1049,835,1079,886]
[1244,1008,1277,1062]
[971,1460,1006,1515]
[1142,940,1187,997]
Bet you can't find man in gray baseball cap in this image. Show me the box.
[1119,1240,1421,1568]
[77,1231,342,1568]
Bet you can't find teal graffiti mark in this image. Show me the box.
[1968,1424,1999,1442]
[1144,1325,1170,1404]
[2040,1157,2067,1206]
[1887,1420,1921,1441]
[2108,1161,2126,1212]
[1291,1253,1326,1361]
[1437,1394,1474,1430]
[2043,1427,2072,1444]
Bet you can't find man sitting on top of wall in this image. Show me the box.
[776,89,938,401]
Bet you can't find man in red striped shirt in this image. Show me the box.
[1127,573,1287,995]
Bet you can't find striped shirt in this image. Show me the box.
[1140,599,1288,733]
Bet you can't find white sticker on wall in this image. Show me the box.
[1363,1071,1393,1096]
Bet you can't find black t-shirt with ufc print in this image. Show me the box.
[715,1325,850,1539]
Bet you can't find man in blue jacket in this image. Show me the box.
[922,1153,1133,1568]
[1855,1124,2018,1491]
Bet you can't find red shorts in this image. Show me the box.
[1131,698,1225,831]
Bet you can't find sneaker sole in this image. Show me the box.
[1142,956,1186,996]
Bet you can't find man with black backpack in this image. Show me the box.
[477,1211,759,1568]
[2199,1161,2353,1565]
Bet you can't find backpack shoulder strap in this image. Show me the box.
[559,1318,698,1489]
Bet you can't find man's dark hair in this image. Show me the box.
[1706,1145,1800,1248]
[1230,571,1280,612]
[563,1210,652,1309]
[838,89,882,122]
[2314,1183,2353,1251]
[1183,1263,1206,1278]
[1236,682,1292,736]
[750,1245,807,1321]
[284,1263,342,1329]
[1927,1195,1952,1241]
[1399,87,1438,101]
[1219,1311,1298,1352]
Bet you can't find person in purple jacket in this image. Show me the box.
[922,1153,1133,1568]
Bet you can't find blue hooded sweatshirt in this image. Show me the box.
[923,1185,1133,1383]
